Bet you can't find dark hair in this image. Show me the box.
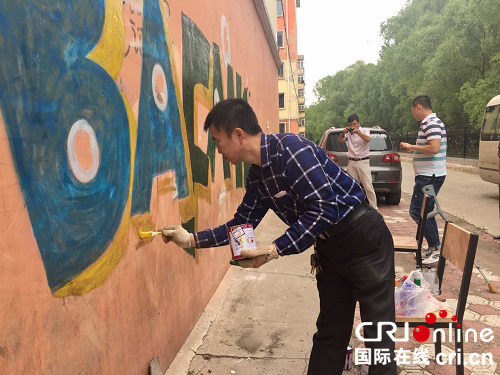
[412,95,432,110]
[347,114,360,124]
[203,98,262,136]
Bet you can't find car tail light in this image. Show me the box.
[327,153,338,163]
[383,152,401,162]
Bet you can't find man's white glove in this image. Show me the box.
[230,244,279,268]
[161,225,192,248]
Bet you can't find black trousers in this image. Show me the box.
[307,207,397,375]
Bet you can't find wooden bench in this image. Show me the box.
[393,193,432,268]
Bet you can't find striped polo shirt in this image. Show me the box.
[413,113,447,176]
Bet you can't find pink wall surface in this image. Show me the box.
[0,0,278,373]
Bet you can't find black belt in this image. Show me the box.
[318,202,370,239]
[349,156,369,161]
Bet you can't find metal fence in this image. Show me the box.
[390,128,480,159]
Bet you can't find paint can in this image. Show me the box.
[227,224,257,260]
[343,345,353,370]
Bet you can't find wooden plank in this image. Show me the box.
[396,310,454,323]
[393,236,418,250]
[442,223,470,272]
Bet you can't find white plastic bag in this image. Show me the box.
[396,276,450,317]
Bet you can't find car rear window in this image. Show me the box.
[369,132,392,151]
[326,131,393,152]
[326,133,347,152]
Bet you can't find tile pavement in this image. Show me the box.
[370,195,500,375]
[172,191,499,375]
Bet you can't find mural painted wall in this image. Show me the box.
[0,0,278,373]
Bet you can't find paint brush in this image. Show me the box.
[138,230,162,239]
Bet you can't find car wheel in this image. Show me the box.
[385,190,401,205]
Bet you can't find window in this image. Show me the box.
[276,0,283,17]
[279,122,286,133]
[279,93,285,109]
[298,60,304,68]
[299,118,305,127]
[299,104,305,111]
[298,89,304,97]
[482,104,499,140]
[326,131,392,152]
[368,131,392,151]
[326,133,348,152]
[278,63,284,79]
[298,75,304,83]
[277,31,284,48]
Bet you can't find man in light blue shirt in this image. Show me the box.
[400,95,447,264]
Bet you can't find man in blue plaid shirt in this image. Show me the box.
[162,99,396,375]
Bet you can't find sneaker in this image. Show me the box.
[414,246,437,259]
[422,250,440,265]
[423,246,438,258]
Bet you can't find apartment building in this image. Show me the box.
[277,0,302,134]
[298,54,306,136]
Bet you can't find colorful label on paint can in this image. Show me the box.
[344,345,353,370]
[227,224,257,260]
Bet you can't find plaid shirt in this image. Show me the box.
[194,133,366,255]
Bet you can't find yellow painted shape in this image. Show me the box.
[87,0,125,80]
[131,213,155,233]
[192,71,214,151]
[224,177,233,192]
[54,93,137,296]
[157,176,176,197]
[194,182,211,202]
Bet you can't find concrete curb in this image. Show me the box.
[164,266,240,375]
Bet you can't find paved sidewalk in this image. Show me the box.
[166,193,500,375]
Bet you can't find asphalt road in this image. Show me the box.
[400,161,499,236]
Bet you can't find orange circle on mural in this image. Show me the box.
[154,73,166,105]
[67,119,100,183]
[74,129,93,171]
[152,63,167,111]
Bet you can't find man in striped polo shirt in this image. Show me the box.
[400,95,447,265]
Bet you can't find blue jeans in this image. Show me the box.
[409,175,445,248]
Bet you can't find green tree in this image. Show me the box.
[306,0,500,140]
[460,53,500,129]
